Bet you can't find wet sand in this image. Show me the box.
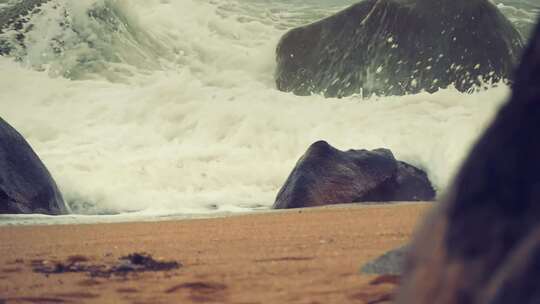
[0,203,431,304]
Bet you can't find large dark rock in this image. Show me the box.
[273,141,435,209]
[396,20,540,304]
[0,118,67,215]
[276,0,524,97]
[479,230,540,304]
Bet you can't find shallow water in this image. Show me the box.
[0,0,536,224]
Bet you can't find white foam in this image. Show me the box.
[0,0,512,218]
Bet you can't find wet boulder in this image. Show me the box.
[273,141,435,209]
[0,118,67,215]
[396,20,540,304]
[276,0,524,97]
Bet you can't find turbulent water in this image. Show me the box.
[0,0,538,224]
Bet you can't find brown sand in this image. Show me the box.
[0,203,430,304]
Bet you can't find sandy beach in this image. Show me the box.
[0,203,430,304]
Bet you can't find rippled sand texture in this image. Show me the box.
[0,203,430,303]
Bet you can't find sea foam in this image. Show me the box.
[0,0,522,219]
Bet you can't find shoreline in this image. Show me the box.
[0,201,433,227]
[0,203,430,303]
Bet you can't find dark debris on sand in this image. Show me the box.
[33,253,181,278]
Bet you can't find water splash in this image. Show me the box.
[0,0,524,218]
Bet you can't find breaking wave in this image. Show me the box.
[0,0,534,217]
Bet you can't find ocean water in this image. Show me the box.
[0,0,537,225]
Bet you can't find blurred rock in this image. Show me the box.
[396,19,540,304]
[362,246,407,275]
